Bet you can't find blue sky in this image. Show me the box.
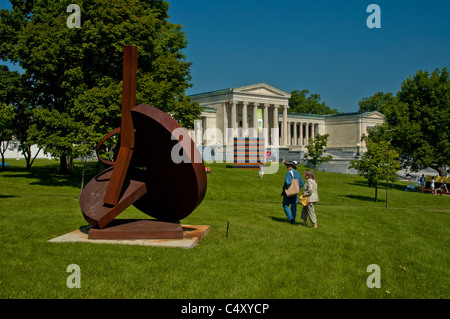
[168,0,450,112]
[2,0,449,113]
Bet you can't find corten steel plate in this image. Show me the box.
[130,104,207,221]
[79,167,147,229]
[79,46,207,232]
[79,104,207,229]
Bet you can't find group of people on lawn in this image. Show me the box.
[419,174,448,195]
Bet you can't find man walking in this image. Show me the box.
[281,161,304,224]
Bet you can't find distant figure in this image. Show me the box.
[419,174,426,188]
[431,178,436,195]
[258,162,265,178]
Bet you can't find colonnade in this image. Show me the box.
[282,121,319,146]
[194,101,321,147]
[223,101,287,146]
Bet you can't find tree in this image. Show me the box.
[289,89,339,114]
[0,0,202,173]
[0,103,14,169]
[349,136,401,205]
[304,133,333,174]
[0,65,41,170]
[367,68,449,176]
[358,91,396,113]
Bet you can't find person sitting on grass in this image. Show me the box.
[437,183,448,195]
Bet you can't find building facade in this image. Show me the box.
[189,83,385,155]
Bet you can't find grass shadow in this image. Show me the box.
[269,215,302,225]
[339,194,384,202]
[349,180,410,192]
[0,162,103,189]
[348,180,372,188]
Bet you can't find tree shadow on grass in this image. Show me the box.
[349,180,407,192]
[0,162,101,189]
[339,194,384,203]
[349,180,372,188]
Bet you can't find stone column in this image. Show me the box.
[299,122,303,145]
[252,103,258,138]
[293,122,297,146]
[263,104,269,143]
[272,106,279,146]
[287,122,291,146]
[306,122,310,144]
[222,102,228,145]
[230,101,237,138]
[357,114,362,146]
[282,105,288,145]
[242,101,248,136]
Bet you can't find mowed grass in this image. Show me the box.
[0,159,449,299]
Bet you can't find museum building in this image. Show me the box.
[188,83,385,157]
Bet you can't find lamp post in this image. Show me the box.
[355,143,361,159]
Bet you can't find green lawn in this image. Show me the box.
[0,159,449,299]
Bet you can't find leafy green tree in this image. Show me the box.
[304,133,333,174]
[358,91,396,113]
[349,136,401,205]
[289,89,339,114]
[367,68,449,176]
[0,0,201,173]
[0,103,14,169]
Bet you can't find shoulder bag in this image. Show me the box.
[285,170,300,197]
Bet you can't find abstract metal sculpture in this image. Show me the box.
[79,46,207,239]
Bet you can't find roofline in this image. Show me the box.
[189,83,291,99]
[190,88,233,98]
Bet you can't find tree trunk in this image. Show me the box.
[385,179,389,209]
[1,140,10,170]
[67,157,74,170]
[1,153,5,170]
[60,155,68,174]
[435,166,447,177]
[23,147,31,170]
[374,182,378,202]
[28,146,41,170]
[60,154,74,173]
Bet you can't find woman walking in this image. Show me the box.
[301,169,319,228]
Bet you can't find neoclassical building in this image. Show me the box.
[189,83,385,156]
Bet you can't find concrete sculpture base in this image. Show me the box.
[49,222,210,249]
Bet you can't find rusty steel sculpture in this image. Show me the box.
[79,46,207,239]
